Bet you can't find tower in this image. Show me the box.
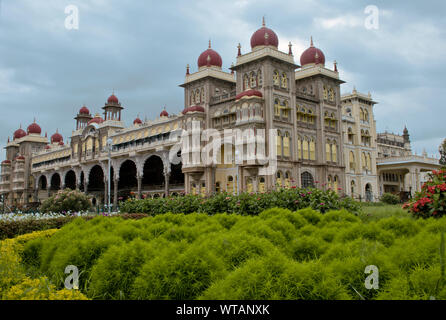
[75,105,93,130]
[103,93,124,122]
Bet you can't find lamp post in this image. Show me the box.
[106,138,113,214]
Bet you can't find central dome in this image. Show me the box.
[51,131,63,144]
[27,122,42,135]
[250,18,279,49]
[197,41,223,69]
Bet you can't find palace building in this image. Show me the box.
[0,19,440,207]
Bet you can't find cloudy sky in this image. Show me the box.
[0,0,445,160]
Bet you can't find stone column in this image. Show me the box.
[137,176,143,199]
[104,179,108,206]
[113,179,119,208]
[164,172,170,197]
[46,186,51,198]
[34,189,38,202]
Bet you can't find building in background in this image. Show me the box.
[0,19,441,208]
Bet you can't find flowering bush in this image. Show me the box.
[0,229,88,300]
[119,187,360,216]
[404,169,446,218]
[39,189,92,214]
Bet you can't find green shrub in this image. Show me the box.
[40,189,92,213]
[381,193,400,205]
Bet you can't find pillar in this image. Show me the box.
[113,179,118,208]
[104,179,108,206]
[164,172,170,197]
[46,186,51,198]
[137,176,142,199]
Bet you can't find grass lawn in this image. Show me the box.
[357,204,412,222]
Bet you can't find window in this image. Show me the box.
[331,143,337,163]
[333,176,339,194]
[281,73,288,89]
[348,128,354,144]
[329,88,335,102]
[244,74,249,90]
[297,137,302,160]
[327,175,333,190]
[351,180,356,196]
[349,151,355,172]
[276,171,283,188]
[303,137,309,160]
[301,172,314,189]
[273,70,280,86]
[309,139,316,160]
[360,108,365,121]
[364,108,369,122]
[276,131,282,157]
[274,99,280,117]
[323,86,328,100]
[283,132,290,157]
[282,101,289,119]
[257,69,263,87]
[250,72,257,88]
[195,90,200,104]
[326,142,331,162]
[367,153,372,171]
[201,88,205,103]
[362,153,367,170]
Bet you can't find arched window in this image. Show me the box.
[257,69,263,87]
[367,153,372,171]
[303,137,309,160]
[326,141,331,162]
[297,136,302,160]
[362,152,367,170]
[327,175,333,190]
[244,74,249,90]
[259,177,266,193]
[216,182,221,193]
[349,151,355,172]
[360,108,365,121]
[310,138,316,160]
[307,109,315,124]
[276,131,282,157]
[195,89,200,104]
[348,127,354,144]
[250,72,257,88]
[351,180,356,196]
[285,172,291,188]
[274,99,280,117]
[281,73,288,88]
[331,143,337,163]
[201,88,205,103]
[334,176,339,194]
[273,70,280,86]
[283,132,290,157]
[282,101,289,119]
[323,86,328,100]
[364,108,369,122]
[276,171,283,188]
[227,176,234,194]
[301,172,314,189]
[329,88,335,102]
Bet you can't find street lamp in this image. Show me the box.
[106,137,113,214]
[235,149,241,196]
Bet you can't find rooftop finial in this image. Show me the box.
[310,36,314,47]
[186,64,190,75]
[288,42,293,55]
[262,16,265,27]
[334,60,338,72]
[209,39,211,49]
[237,43,241,56]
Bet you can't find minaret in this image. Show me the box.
[75,105,93,130]
[103,92,124,122]
[403,126,411,153]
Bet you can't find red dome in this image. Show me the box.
[13,128,26,140]
[79,106,90,115]
[15,155,25,161]
[182,105,205,114]
[88,114,104,125]
[1,160,11,165]
[51,132,63,144]
[107,94,119,104]
[133,117,142,125]
[235,89,263,101]
[160,110,169,117]
[300,39,325,66]
[198,42,223,68]
[45,145,51,150]
[27,122,42,135]
[59,141,65,146]
[250,20,279,49]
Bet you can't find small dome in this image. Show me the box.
[197,41,223,69]
[250,19,279,49]
[1,160,11,165]
[13,127,27,140]
[45,145,51,150]
[300,38,325,66]
[133,117,142,125]
[88,114,104,125]
[27,122,42,135]
[107,94,119,104]
[59,141,65,146]
[51,131,63,144]
[79,106,90,115]
[235,89,263,101]
[182,105,205,115]
[160,109,169,117]
[15,155,25,161]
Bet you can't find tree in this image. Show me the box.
[440,139,446,167]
